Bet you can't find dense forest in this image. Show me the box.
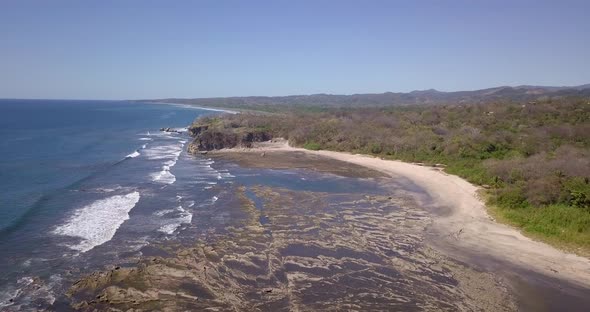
[191,97,590,253]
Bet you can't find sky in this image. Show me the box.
[1,0,589,100]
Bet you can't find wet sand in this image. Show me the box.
[211,150,388,179]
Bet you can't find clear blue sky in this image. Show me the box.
[1,0,589,100]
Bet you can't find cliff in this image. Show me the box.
[187,120,272,154]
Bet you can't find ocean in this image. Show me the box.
[0,99,223,307]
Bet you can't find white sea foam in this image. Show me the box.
[157,206,193,234]
[158,223,179,235]
[191,181,216,185]
[139,137,153,141]
[125,236,150,251]
[154,209,175,217]
[143,144,183,160]
[22,259,32,267]
[141,144,148,149]
[52,192,140,252]
[151,158,179,184]
[212,196,219,203]
[92,186,120,193]
[150,169,176,184]
[218,172,235,178]
[146,141,185,184]
[126,151,140,158]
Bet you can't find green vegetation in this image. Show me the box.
[194,97,590,253]
[303,142,322,150]
[489,204,590,254]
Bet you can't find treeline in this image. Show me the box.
[194,97,590,250]
[144,85,590,112]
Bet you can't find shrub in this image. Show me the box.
[370,143,383,154]
[303,141,322,151]
[493,186,529,209]
[564,177,590,209]
[525,176,563,206]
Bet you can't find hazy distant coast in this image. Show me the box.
[138,84,590,112]
[142,101,239,114]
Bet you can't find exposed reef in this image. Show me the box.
[67,185,516,311]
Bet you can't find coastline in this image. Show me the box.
[139,101,240,114]
[61,137,590,311]
[66,149,520,311]
[210,139,590,288]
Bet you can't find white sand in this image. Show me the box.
[221,139,590,287]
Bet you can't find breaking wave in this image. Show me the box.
[52,192,140,252]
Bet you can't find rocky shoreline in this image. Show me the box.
[186,121,273,154]
[66,182,516,311]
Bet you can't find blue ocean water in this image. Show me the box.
[0,100,207,232]
[0,99,219,307]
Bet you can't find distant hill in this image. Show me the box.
[139,84,590,110]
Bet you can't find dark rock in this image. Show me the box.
[160,127,181,133]
[188,125,209,137]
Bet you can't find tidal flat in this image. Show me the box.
[64,150,589,311]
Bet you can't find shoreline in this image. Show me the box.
[211,139,590,288]
[140,101,239,114]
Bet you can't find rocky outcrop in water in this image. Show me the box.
[160,127,187,133]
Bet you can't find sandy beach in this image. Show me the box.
[213,139,590,289]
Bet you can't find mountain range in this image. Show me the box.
[140,84,590,109]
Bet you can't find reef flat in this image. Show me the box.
[68,175,515,311]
